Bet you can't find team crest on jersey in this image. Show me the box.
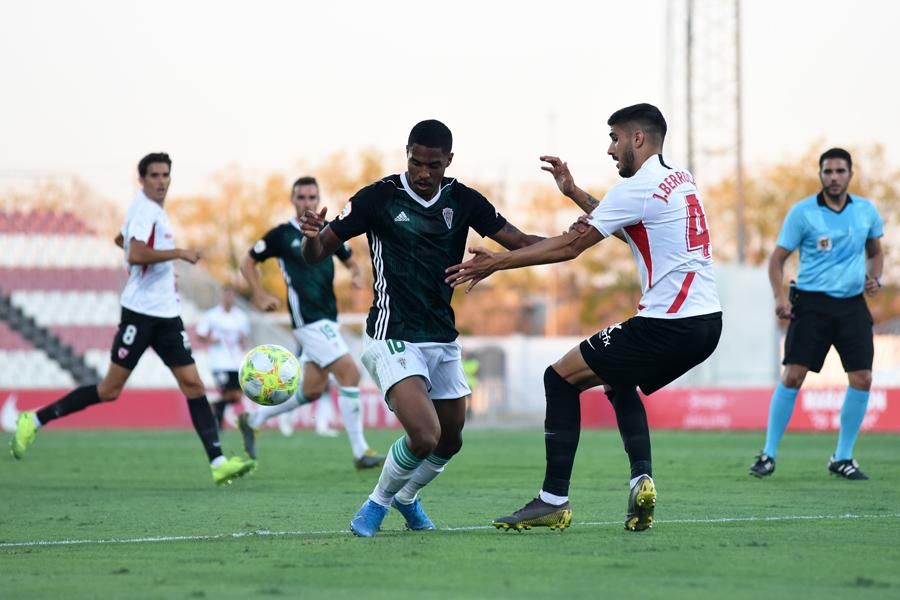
[442,208,454,230]
[339,202,352,220]
[253,240,266,254]
[291,238,301,249]
[817,236,832,252]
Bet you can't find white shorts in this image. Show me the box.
[360,334,471,402]
[292,319,350,368]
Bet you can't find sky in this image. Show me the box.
[1,0,898,210]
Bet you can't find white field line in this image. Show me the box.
[2,512,898,549]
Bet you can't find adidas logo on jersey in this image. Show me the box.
[394,211,410,222]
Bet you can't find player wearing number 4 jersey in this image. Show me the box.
[9,153,255,485]
[446,104,722,532]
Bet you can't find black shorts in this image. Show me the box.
[783,291,873,372]
[110,307,195,370]
[580,312,722,395]
[213,370,241,393]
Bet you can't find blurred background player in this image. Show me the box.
[749,148,884,480]
[299,119,546,537]
[9,153,256,485]
[196,284,250,430]
[238,176,383,469]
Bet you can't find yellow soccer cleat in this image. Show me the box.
[10,412,38,460]
[493,497,572,532]
[624,475,656,532]
[212,455,257,485]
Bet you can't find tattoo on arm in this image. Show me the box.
[580,194,600,212]
[495,222,545,250]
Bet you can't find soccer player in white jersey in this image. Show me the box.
[446,104,723,532]
[196,284,251,430]
[9,153,256,485]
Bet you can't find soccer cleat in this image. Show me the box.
[393,498,436,531]
[212,456,257,485]
[10,412,38,460]
[492,497,572,531]
[828,457,869,480]
[353,448,386,470]
[350,499,390,537]
[749,452,776,478]
[625,475,656,532]
[237,413,258,460]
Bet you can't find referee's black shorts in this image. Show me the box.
[110,307,195,370]
[579,312,722,395]
[783,291,874,372]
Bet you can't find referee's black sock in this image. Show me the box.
[605,386,652,479]
[541,366,582,497]
[186,396,224,462]
[36,384,102,425]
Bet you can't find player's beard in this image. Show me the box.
[618,148,637,178]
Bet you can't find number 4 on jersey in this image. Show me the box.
[685,193,711,258]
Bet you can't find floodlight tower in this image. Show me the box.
[665,0,746,264]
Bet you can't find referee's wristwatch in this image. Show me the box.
[874,276,883,288]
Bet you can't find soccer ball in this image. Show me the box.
[239,344,301,406]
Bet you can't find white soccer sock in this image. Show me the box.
[629,474,653,489]
[369,437,423,507]
[210,456,226,468]
[539,490,568,506]
[394,454,450,504]
[337,387,368,458]
[247,391,307,429]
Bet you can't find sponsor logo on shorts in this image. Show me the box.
[600,323,623,347]
[397,357,407,369]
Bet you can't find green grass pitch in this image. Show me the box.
[2,428,899,599]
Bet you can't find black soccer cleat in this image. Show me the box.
[749,452,775,478]
[492,497,572,532]
[827,457,869,480]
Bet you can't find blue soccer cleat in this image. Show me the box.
[350,499,389,538]
[393,498,436,531]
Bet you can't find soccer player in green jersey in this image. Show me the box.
[239,176,384,470]
[299,120,545,536]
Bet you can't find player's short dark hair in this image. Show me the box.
[607,104,667,144]
[819,147,852,170]
[292,176,318,190]
[138,153,171,177]
[407,120,453,154]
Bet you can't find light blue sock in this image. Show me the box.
[762,383,800,458]
[834,387,870,461]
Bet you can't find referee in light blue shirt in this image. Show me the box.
[750,148,884,480]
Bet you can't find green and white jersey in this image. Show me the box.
[249,218,352,328]
[329,173,507,343]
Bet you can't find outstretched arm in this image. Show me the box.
[446,225,604,292]
[299,207,344,264]
[541,155,625,242]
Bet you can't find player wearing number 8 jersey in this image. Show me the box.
[445,103,722,532]
[9,153,256,485]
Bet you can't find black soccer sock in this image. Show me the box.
[541,366,582,497]
[212,402,227,431]
[605,386,652,479]
[186,396,224,462]
[36,384,102,425]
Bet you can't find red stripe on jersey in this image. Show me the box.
[667,271,696,314]
[624,222,653,287]
[141,223,156,276]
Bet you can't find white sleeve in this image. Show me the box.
[587,184,644,237]
[127,203,159,244]
[196,310,212,337]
